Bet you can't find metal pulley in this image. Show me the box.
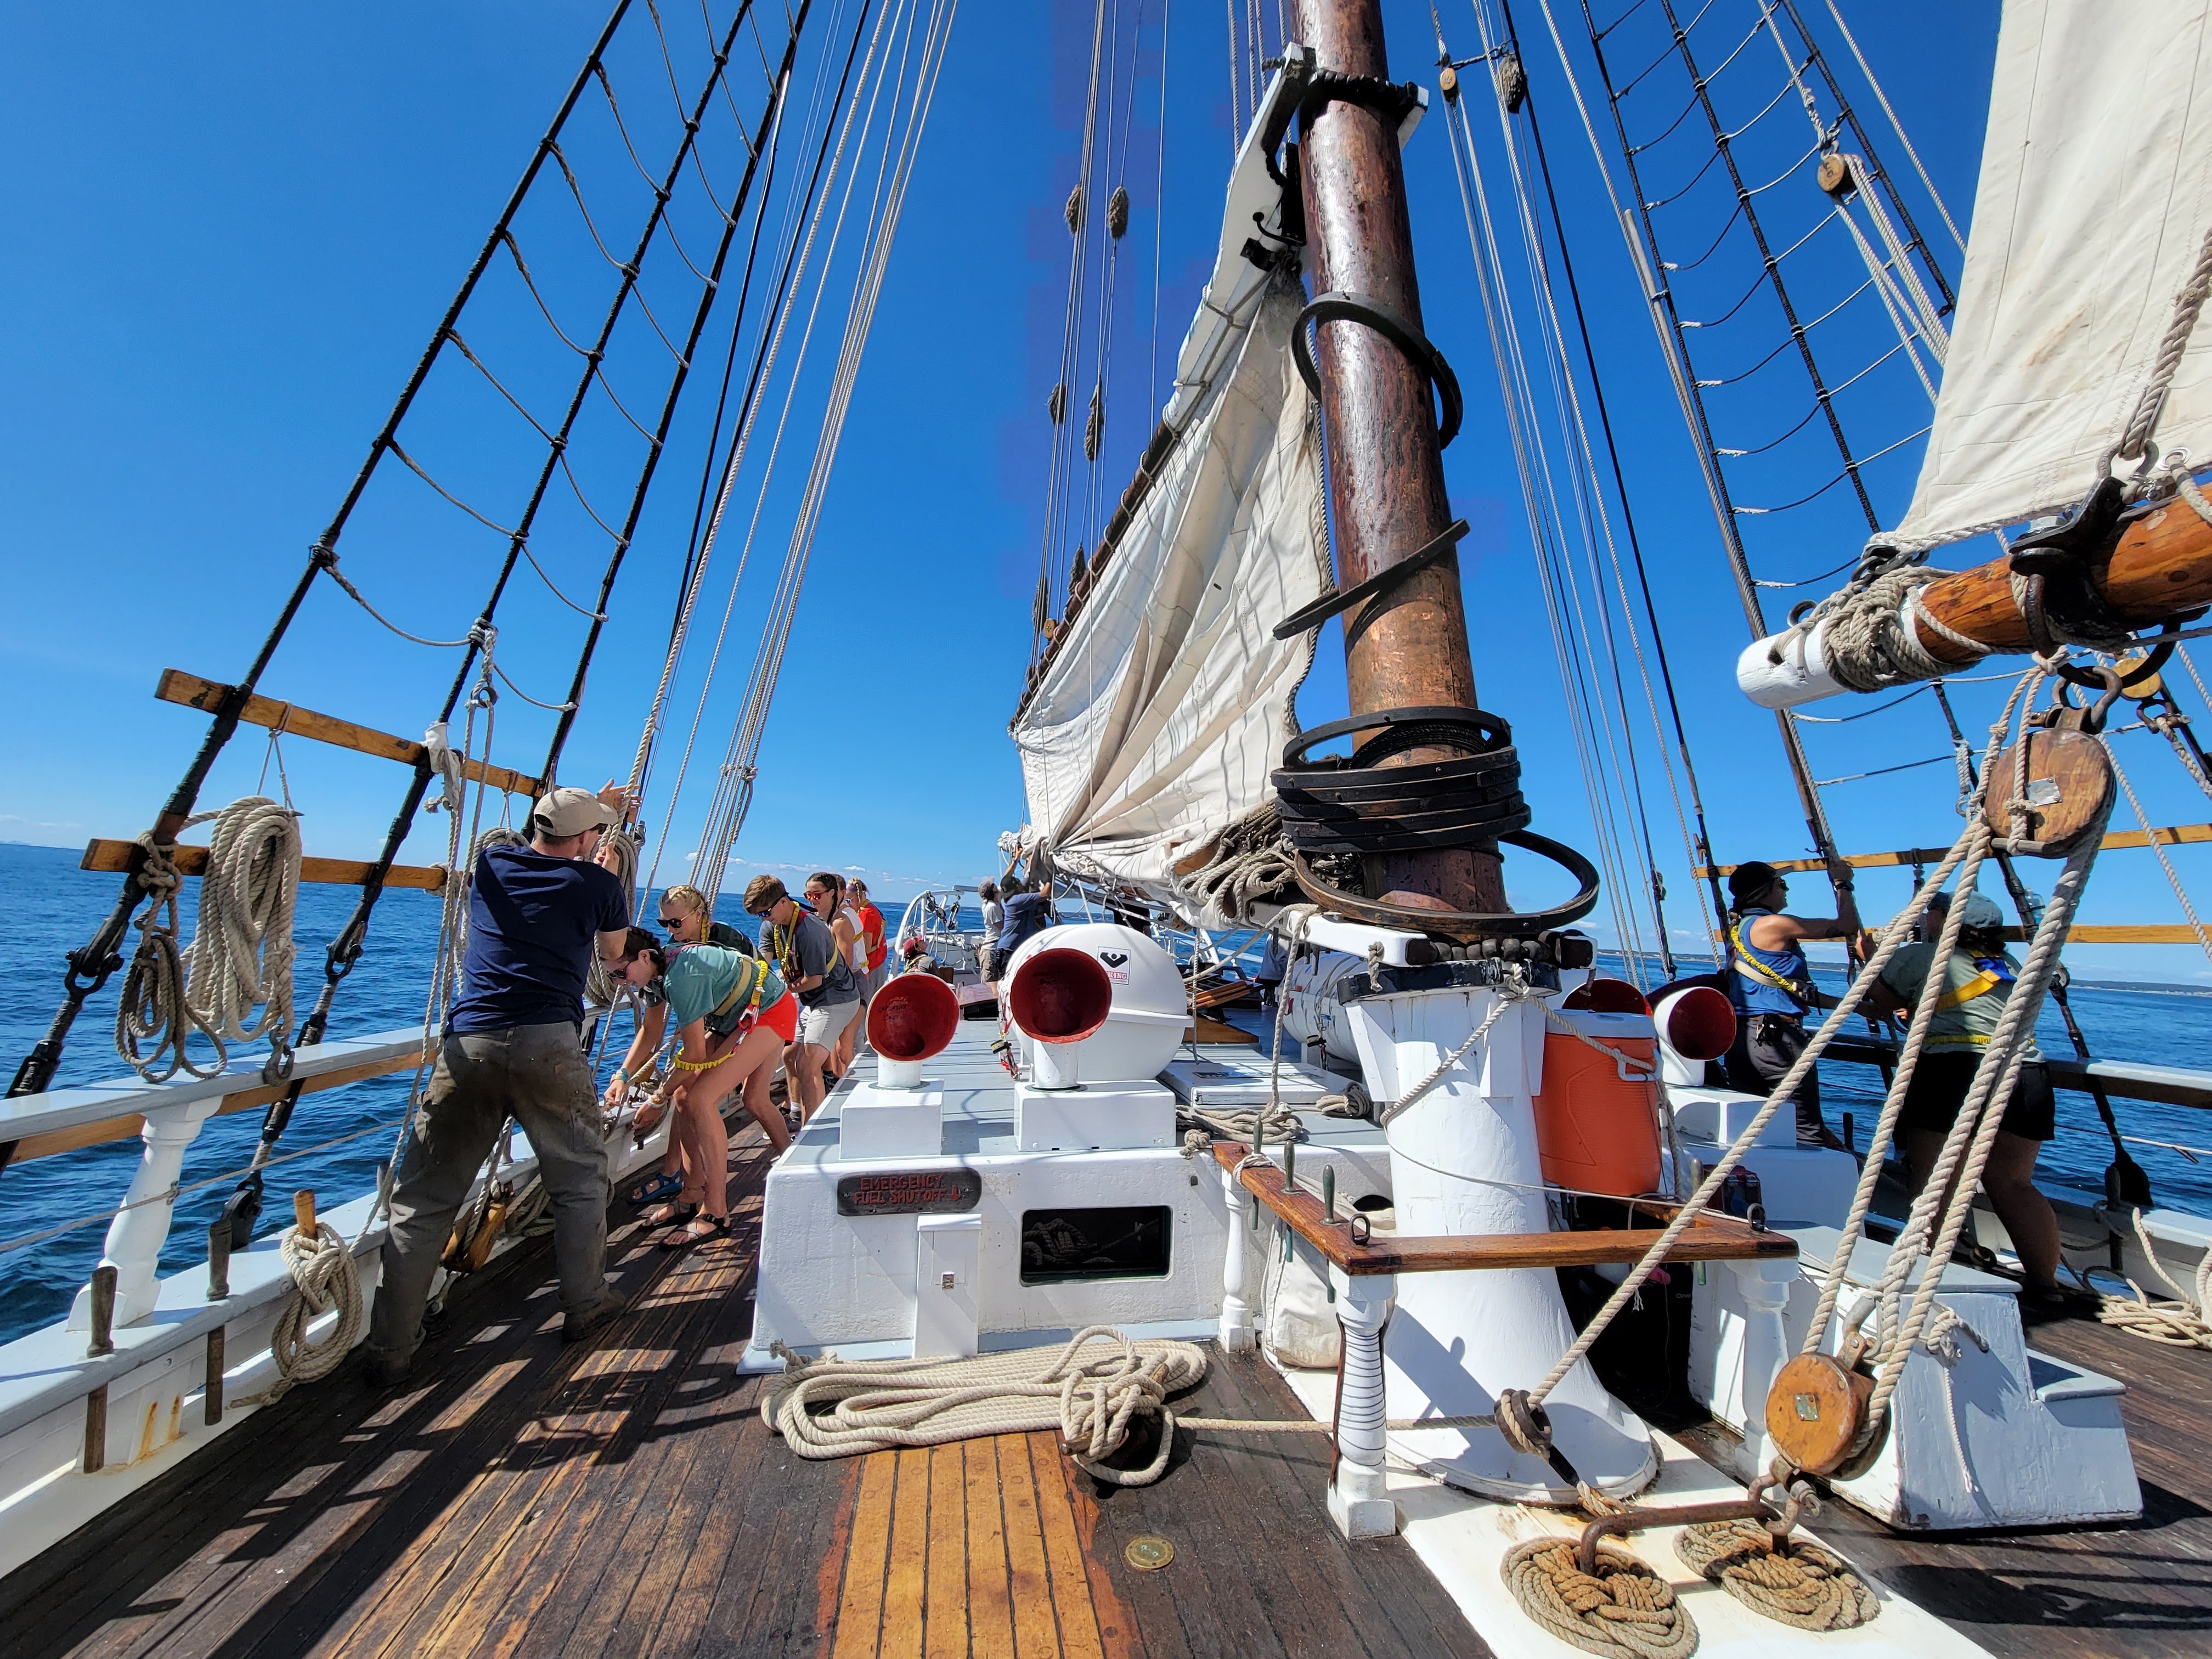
[1064,183,1084,233]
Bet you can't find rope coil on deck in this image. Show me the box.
[765,1328,1208,1486]
[1499,1538,1697,1659]
[2091,1207,2212,1350]
[1673,1521,1877,1631]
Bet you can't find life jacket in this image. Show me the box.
[1725,909,1814,1017]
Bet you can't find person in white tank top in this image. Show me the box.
[805,872,865,1076]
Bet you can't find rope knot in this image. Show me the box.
[1495,1388,1553,1459]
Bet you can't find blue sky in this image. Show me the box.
[7,1,2212,983]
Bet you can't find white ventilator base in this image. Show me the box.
[1014,1081,1177,1153]
[1343,983,1659,1502]
[1690,1226,2141,1530]
[839,1081,945,1162]
[1272,1358,1997,1659]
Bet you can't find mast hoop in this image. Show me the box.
[1269,517,1470,640]
[1288,833,1601,942]
[1290,290,1465,448]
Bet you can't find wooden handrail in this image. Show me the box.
[79,839,448,891]
[1695,822,2212,881]
[1211,1143,1796,1275]
[7,1039,436,1163]
[155,668,542,800]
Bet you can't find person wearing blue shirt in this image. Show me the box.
[996,876,1057,960]
[366,785,634,1385]
[1720,859,1864,1149]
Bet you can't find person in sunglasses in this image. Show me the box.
[744,873,857,1121]
[610,926,795,1245]
[656,883,754,955]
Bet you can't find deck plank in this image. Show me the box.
[998,1430,1062,1659]
[925,1443,971,1659]
[964,1438,1017,1659]
[1028,1432,1109,1659]
[831,1453,899,1659]
[881,1446,934,1659]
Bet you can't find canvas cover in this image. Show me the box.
[1011,279,1324,900]
[1887,0,2212,553]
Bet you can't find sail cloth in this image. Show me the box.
[1011,280,1325,901]
[1884,0,2212,555]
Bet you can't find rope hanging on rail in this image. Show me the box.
[113,797,302,1085]
[232,1216,364,1408]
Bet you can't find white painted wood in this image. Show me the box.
[914,1215,982,1359]
[1329,1267,1399,1539]
[1738,624,1847,708]
[839,1081,945,1161]
[1220,1163,1255,1352]
[1346,984,1657,1501]
[69,1097,222,1330]
[1692,1227,2142,1529]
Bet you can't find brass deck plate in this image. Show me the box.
[1125,1535,1176,1571]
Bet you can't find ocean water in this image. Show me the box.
[3,841,2208,1345]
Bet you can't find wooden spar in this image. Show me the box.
[1296,0,1504,915]
[1893,498,2212,665]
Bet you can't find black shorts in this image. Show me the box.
[1899,1052,2055,1143]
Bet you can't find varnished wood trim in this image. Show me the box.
[7,1042,435,1163]
[1215,1142,1798,1273]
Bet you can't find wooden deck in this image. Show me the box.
[0,1124,1486,1659]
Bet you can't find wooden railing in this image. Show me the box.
[1210,1142,1795,1274]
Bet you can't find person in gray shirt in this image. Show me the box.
[745,873,857,1121]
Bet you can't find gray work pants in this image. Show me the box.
[368,1022,611,1366]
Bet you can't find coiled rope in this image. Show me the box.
[1673,1521,1878,1632]
[232,1217,364,1407]
[1499,1538,1697,1659]
[764,1324,1499,1486]
[114,797,302,1083]
[2090,1207,2212,1350]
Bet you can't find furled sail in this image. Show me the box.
[1883,0,2212,555]
[1010,278,1324,902]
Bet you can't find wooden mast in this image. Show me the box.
[1296,0,1504,916]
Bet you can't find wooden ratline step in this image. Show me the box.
[155,668,544,800]
[79,839,449,893]
[1695,822,2212,881]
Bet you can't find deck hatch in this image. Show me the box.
[1018,1205,1171,1283]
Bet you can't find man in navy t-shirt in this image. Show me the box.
[996,877,1057,958]
[368,785,634,1384]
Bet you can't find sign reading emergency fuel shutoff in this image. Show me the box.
[834,1169,984,1217]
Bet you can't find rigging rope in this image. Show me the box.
[230,1216,365,1408]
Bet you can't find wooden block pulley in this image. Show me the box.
[1982,727,2113,857]
[1765,1352,1874,1476]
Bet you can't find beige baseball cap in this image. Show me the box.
[534,786,618,838]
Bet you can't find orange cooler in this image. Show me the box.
[1534,1008,1664,1199]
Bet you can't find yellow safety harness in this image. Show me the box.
[1923,957,2011,1048]
[1726,919,1813,1011]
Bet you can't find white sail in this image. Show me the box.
[1011,279,1324,900]
[1886,0,2212,554]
